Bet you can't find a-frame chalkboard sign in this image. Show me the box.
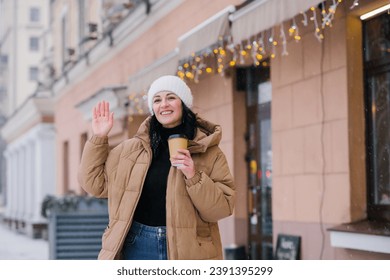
[274,234,301,260]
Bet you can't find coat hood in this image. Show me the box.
[134,115,222,154]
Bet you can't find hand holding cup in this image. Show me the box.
[168,134,195,179]
[168,134,188,167]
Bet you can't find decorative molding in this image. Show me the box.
[75,85,128,121]
[1,97,54,143]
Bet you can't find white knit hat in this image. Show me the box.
[147,75,193,114]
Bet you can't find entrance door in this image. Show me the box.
[238,65,273,259]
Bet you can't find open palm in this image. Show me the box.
[92,101,114,137]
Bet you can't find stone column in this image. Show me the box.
[28,123,55,238]
[19,145,27,224]
[3,149,12,222]
[24,138,35,222]
[11,148,18,225]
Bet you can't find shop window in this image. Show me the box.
[363,12,390,222]
[238,64,273,259]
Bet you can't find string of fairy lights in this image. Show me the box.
[127,0,387,115]
[176,0,355,83]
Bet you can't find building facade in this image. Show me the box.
[0,0,53,238]
[1,0,389,259]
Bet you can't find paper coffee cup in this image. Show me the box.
[168,134,188,166]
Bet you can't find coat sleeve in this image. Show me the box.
[185,149,236,222]
[77,135,122,198]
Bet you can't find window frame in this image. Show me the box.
[363,12,390,222]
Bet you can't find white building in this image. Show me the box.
[0,0,54,238]
[0,0,141,239]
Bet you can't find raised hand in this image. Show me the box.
[92,101,114,137]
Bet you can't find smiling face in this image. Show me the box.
[152,91,183,128]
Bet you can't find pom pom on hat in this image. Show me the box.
[147,75,193,114]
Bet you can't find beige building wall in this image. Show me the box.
[191,73,248,246]
[271,3,388,259]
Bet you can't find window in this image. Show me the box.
[238,64,273,260]
[80,132,87,159]
[0,86,6,101]
[61,15,68,68]
[80,132,88,195]
[363,12,390,222]
[29,37,39,51]
[29,67,39,81]
[0,54,7,64]
[29,7,40,22]
[63,141,69,194]
[0,55,7,73]
[78,0,86,54]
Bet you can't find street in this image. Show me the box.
[0,222,49,260]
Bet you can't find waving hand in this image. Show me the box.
[92,101,114,137]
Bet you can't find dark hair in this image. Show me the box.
[149,102,197,157]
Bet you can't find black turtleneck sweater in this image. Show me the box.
[133,124,185,226]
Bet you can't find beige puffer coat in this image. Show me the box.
[78,115,235,260]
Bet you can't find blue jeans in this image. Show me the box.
[122,221,168,260]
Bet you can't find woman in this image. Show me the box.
[78,75,236,260]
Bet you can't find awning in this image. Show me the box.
[230,0,323,44]
[127,50,178,114]
[178,5,236,60]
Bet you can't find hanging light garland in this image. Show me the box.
[127,92,148,116]
[280,23,288,56]
[311,5,324,42]
[177,0,365,83]
[127,0,370,115]
[350,0,359,9]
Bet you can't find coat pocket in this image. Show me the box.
[196,225,213,244]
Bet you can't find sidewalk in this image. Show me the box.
[0,222,49,260]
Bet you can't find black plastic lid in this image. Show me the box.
[168,134,188,140]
